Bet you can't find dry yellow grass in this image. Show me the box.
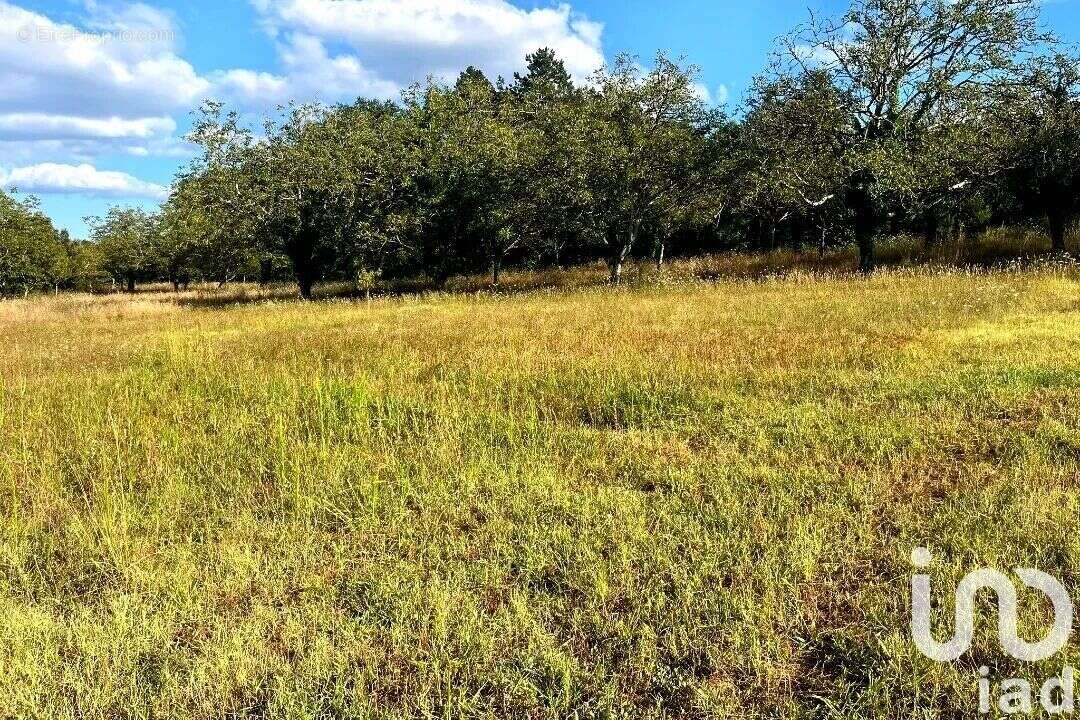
[0,257,1078,718]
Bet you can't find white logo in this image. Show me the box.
[911,547,1073,662]
[911,548,1077,715]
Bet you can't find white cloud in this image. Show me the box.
[0,136,192,167]
[0,0,204,160]
[0,0,606,167]
[81,1,180,51]
[691,82,711,104]
[0,114,176,140]
[715,84,730,106]
[793,44,826,65]
[213,33,401,105]
[0,162,168,199]
[0,2,209,118]
[249,0,606,94]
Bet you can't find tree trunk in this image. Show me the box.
[748,218,758,251]
[288,231,319,300]
[297,274,314,300]
[609,256,623,284]
[791,216,805,252]
[431,266,452,289]
[1049,210,1068,252]
[857,219,876,274]
[492,257,502,287]
[126,275,136,293]
[923,210,940,249]
[610,223,637,284]
[293,255,316,300]
[848,184,877,273]
[260,259,274,285]
[844,170,880,273]
[656,239,666,270]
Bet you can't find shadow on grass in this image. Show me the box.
[153,227,1077,311]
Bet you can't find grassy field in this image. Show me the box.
[1,255,1078,718]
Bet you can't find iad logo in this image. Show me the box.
[911,547,1073,662]
[910,548,1076,715]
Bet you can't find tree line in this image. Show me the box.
[2,0,1078,299]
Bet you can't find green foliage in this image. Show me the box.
[777,0,1047,269]
[576,53,723,281]
[997,54,1080,249]
[173,49,723,295]
[87,206,159,292]
[739,70,850,251]
[47,0,1077,297]
[0,191,72,296]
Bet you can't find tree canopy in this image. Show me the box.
[1,0,1075,298]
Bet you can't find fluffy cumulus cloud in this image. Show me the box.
[246,0,606,96]
[0,162,169,199]
[213,33,401,105]
[0,0,606,199]
[0,0,203,164]
[1,0,607,132]
[0,114,176,141]
[0,3,208,117]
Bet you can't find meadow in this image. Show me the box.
[0,243,1078,718]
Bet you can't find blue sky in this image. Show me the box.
[3,0,1078,238]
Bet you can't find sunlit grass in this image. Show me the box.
[0,254,1078,718]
